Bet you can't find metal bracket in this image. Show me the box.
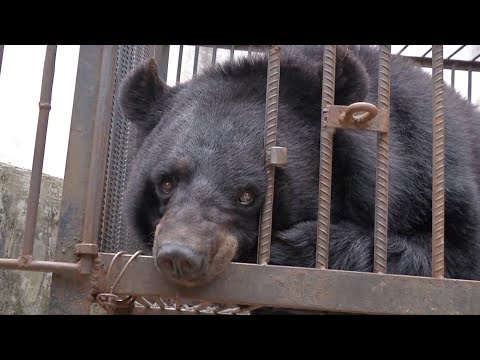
[324,102,389,133]
[75,243,99,256]
[267,146,288,166]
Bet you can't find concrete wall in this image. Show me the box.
[0,162,63,314]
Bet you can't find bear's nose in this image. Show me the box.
[156,244,205,280]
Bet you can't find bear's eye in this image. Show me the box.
[238,190,255,206]
[159,177,176,194]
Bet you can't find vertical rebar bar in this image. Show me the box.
[257,45,281,265]
[373,45,391,274]
[432,45,445,278]
[22,45,57,257]
[316,45,336,269]
[230,45,235,61]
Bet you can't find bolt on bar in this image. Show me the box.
[22,45,57,258]
[257,45,281,265]
[432,45,445,278]
[373,46,391,273]
[316,45,336,269]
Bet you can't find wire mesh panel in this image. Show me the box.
[98,45,156,254]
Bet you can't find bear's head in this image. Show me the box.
[119,45,370,287]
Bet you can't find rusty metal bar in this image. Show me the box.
[98,253,480,315]
[432,45,445,278]
[316,45,336,269]
[472,52,480,61]
[257,45,281,265]
[0,258,79,273]
[48,46,113,314]
[0,45,4,75]
[451,67,455,88]
[447,45,466,59]
[21,45,57,258]
[409,56,480,72]
[373,45,391,274]
[176,45,183,84]
[230,45,235,61]
[247,45,252,58]
[78,45,118,275]
[468,69,472,102]
[193,45,199,75]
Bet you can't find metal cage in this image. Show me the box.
[1,45,480,315]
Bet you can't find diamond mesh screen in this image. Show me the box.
[99,45,156,253]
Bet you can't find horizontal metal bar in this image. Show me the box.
[407,56,480,72]
[0,258,80,274]
[98,253,480,315]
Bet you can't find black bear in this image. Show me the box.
[119,45,480,290]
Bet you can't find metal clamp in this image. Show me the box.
[324,102,389,133]
[267,146,288,166]
[74,243,98,256]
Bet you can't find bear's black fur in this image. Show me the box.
[119,45,480,287]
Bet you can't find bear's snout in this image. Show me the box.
[156,243,207,283]
[152,210,239,287]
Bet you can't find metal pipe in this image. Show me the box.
[373,45,391,274]
[257,45,281,265]
[316,45,336,269]
[408,56,480,72]
[0,258,80,274]
[432,45,445,278]
[397,45,408,55]
[22,45,57,258]
[447,45,466,59]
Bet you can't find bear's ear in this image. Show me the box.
[332,45,370,105]
[311,45,370,105]
[118,58,169,135]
